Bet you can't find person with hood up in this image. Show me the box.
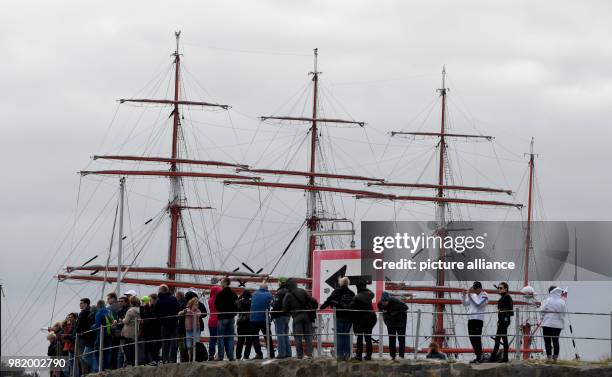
[489,282,513,363]
[377,291,408,360]
[92,299,113,370]
[320,276,354,361]
[235,289,254,359]
[154,284,180,363]
[462,281,489,364]
[207,281,222,360]
[214,277,238,361]
[349,282,376,361]
[540,286,567,361]
[250,283,275,359]
[271,277,291,358]
[282,278,318,359]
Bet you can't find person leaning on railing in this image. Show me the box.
[250,283,275,359]
[377,291,408,360]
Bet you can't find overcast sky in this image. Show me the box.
[2,0,612,361]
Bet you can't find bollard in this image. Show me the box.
[514,308,521,360]
[378,311,384,358]
[316,312,322,357]
[72,333,79,377]
[134,319,139,366]
[332,307,338,357]
[193,313,198,363]
[98,326,104,372]
[265,309,271,359]
[413,309,421,360]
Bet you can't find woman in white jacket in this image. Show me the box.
[540,286,566,361]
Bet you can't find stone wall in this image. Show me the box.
[91,358,612,377]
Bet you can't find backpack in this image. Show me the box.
[195,342,208,362]
[289,290,318,323]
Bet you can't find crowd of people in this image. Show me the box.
[44,277,568,376]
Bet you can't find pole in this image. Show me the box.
[116,177,125,295]
[610,311,612,360]
[265,309,271,359]
[332,307,338,357]
[524,138,535,287]
[515,308,521,360]
[98,326,104,372]
[72,333,79,377]
[0,284,3,363]
[316,313,322,357]
[574,227,578,281]
[413,309,421,360]
[134,318,139,366]
[193,313,197,362]
[378,311,384,358]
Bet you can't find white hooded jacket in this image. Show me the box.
[462,291,488,321]
[540,287,566,329]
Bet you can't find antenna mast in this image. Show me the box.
[523,137,536,287]
[116,177,125,294]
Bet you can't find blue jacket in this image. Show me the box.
[250,288,273,322]
[92,307,110,330]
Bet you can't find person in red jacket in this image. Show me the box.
[207,282,222,361]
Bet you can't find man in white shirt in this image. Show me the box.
[462,281,489,363]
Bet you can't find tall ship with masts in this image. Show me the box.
[56,32,568,359]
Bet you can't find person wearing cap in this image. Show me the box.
[271,277,291,358]
[124,289,137,298]
[320,276,355,361]
[462,281,488,363]
[377,291,408,360]
[489,282,513,362]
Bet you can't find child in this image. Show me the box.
[180,297,202,361]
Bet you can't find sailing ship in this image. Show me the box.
[56,32,567,358]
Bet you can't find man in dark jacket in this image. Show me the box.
[320,276,354,360]
[214,277,238,361]
[350,283,376,361]
[75,298,93,375]
[271,277,291,358]
[154,284,180,363]
[282,278,318,359]
[377,291,408,359]
[140,294,161,365]
[235,290,254,360]
[489,282,513,362]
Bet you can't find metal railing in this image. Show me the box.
[64,307,612,375]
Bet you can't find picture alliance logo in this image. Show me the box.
[371,232,488,254]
